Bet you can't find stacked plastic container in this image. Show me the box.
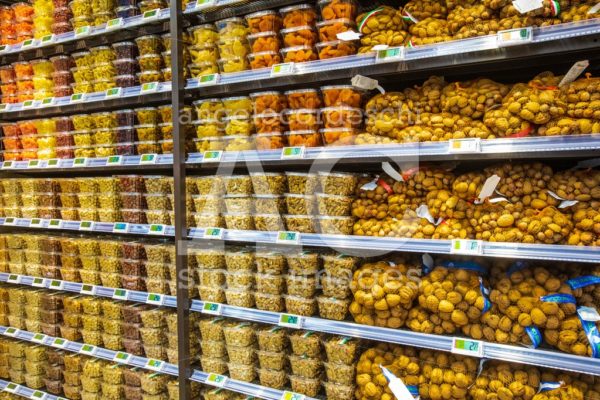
[33,0,54,39]
[13,2,35,43]
[61,296,82,343]
[0,65,17,105]
[43,348,65,396]
[25,290,43,336]
[135,34,165,84]
[24,345,47,390]
[8,341,26,385]
[14,61,34,103]
[113,41,139,89]
[256,326,287,389]
[123,303,145,356]
[246,9,283,70]
[52,0,73,35]
[216,17,251,74]
[0,6,17,46]
[91,45,118,93]
[0,339,7,379]
[50,54,75,98]
[187,24,219,77]
[199,317,227,375]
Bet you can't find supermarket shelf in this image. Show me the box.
[0,217,175,237]
[0,325,179,376]
[184,19,600,97]
[186,134,600,168]
[189,300,600,376]
[188,228,600,263]
[185,0,302,21]
[0,9,170,64]
[0,82,172,120]
[0,272,177,308]
[190,370,317,400]
[0,379,62,400]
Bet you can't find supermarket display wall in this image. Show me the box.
[1,0,600,399]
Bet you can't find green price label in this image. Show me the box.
[281,392,305,400]
[113,288,129,300]
[5,327,17,335]
[150,224,164,232]
[73,157,86,165]
[114,352,131,363]
[141,82,158,93]
[80,221,92,228]
[271,63,294,76]
[202,302,222,315]
[21,39,34,47]
[279,314,303,328]
[31,219,41,225]
[277,231,299,244]
[106,17,123,29]
[50,280,62,288]
[31,390,46,399]
[2,161,12,168]
[53,338,66,346]
[41,97,54,105]
[47,159,58,166]
[281,146,304,159]
[4,218,14,224]
[28,160,39,167]
[32,278,45,286]
[75,26,91,36]
[143,9,159,18]
[49,220,60,226]
[7,274,19,282]
[0,45,6,52]
[41,34,54,43]
[80,344,97,355]
[70,93,84,102]
[22,100,34,107]
[5,382,18,391]
[146,293,163,305]
[206,373,227,387]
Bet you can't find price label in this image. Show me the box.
[143,8,160,19]
[30,390,47,400]
[48,219,63,229]
[7,274,21,284]
[79,221,95,231]
[1,161,13,169]
[205,373,227,387]
[450,239,483,256]
[41,97,55,107]
[279,314,303,329]
[145,359,164,372]
[452,337,484,357]
[4,217,15,226]
[194,0,216,10]
[74,25,91,38]
[271,62,295,77]
[52,338,68,348]
[280,392,306,400]
[40,34,55,45]
[375,46,405,63]
[113,288,129,301]
[105,87,122,98]
[107,155,123,165]
[140,81,159,94]
[140,153,157,164]
[497,27,533,47]
[146,293,164,305]
[276,231,300,245]
[21,38,35,49]
[70,93,86,103]
[32,333,47,343]
[203,227,224,240]
[4,383,19,393]
[80,344,97,356]
[4,327,19,337]
[202,302,222,316]
[28,160,40,168]
[22,99,35,108]
[31,277,46,287]
[49,280,64,290]
[202,150,222,163]
[448,138,481,153]
[281,146,305,160]
[30,219,43,227]
[72,157,88,167]
[148,224,166,235]
[80,284,97,295]
[105,17,124,30]
[0,45,11,53]
[46,159,59,168]
[198,73,220,86]
[113,222,130,233]
[113,352,132,364]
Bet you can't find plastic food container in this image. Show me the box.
[254,292,284,312]
[188,24,218,46]
[245,10,281,34]
[280,4,317,29]
[316,18,355,42]
[280,45,317,63]
[281,25,318,48]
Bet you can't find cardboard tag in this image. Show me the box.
[477,175,501,203]
[512,0,544,13]
[559,60,589,87]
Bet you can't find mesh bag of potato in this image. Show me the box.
[417,349,479,399]
[561,74,600,119]
[349,260,419,328]
[365,92,418,138]
[560,2,600,22]
[446,4,495,35]
[532,372,586,400]
[356,6,408,53]
[407,18,453,45]
[485,162,554,203]
[406,264,490,338]
[403,76,445,114]
[402,0,448,21]
[468,361,541,400]
[441,79,509,119]
[466,199,526,242]
[567,208,600,246]
[483,106,535,137]
[548,169,600,202]
[538,117,600,136]
[500,0,570,18]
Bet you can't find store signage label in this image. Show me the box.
[143,8,160,20]
[4,327,19,337]
[32,333,47,343]
[194,0,216,10]
[141,81,159,94]
[278,314,303,329]
[1,161,13,169]
[497,27,533,47]
[276,231,300,245]
[113,352,132,364]
[80,284,97,295]
[140,153,157,164]
[203,228,224,240]
[41,97,55,107]
[3,217,15,226]
[271,62,295,77]
[280,392,305,400]
[32,277,46,287]
[74,25,91,38]
[202,302,222,316]
[49,280,64,290]
[28,160,40,168]
[148,224,166,235]
[107,155,123,165]
[7,274,21,284]
[41,34,55,45]
[48,219,63,229]
[70,93,86,103]
[450,239,483,256]
[113,222,130,233]
[205,373,227,387]
[202,150,222,163]
[106,17,124,30]
[448,138,481,153]
[145,359,164,372]
[46,159,59,167]
[105,87,123,98]
[21,39,35,49]
[22,99,35,108]
[79,221,95,231]
[146,293,164,305]
[80,344,97,356]
[281,146,305,160]
[113,288,129,301]
[376,46,405,63]
[452,337,484,357]
[30,390,47,400]
[52,338,68,348]
[4,383,19,393]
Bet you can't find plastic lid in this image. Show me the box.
[315,18,354,28]
[222,95,250,102]
[279,4,315,13]
[283,108,318,115]
[280,45,313,53]
[280,25,315,35]
[285,130,317,136]
[253,112,281,119]
[318,0,357,5]
[187,24,216,33]
[248,51,278,59]
[247,31,278,40]
[320,105,361,112]
[113,41,136,47]
[316,39,357,48]
[248,91,282,98]
[192,98,222,105]
[245,10,277,19]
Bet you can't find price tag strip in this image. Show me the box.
[276,231,300,245]
[202,302,223,316]
[205,373,228,387]
[113,352,132,364]
[52,338,68,349]
[450,239,484,256]
[31,333,47,344]
[203,227,224,240]
[452,337,484,357]
[281,146,305,160]
[278,314,303,329]
[79,344,97,356]
[113,288,129,301]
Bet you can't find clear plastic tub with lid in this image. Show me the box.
[187,24,218,46]
[135,35,162,56]
[217,56,248,74]
[246,10,281,34]
[280,45,317,63]
[280,4,317,29]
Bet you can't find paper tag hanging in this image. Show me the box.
[512,0,544,13]
[337,30,361,41]
[476,175,501,203]
[559,60,589,87]
[351,75,385,93]
[382,162,404,182]
[380,366,415,400]
[416,205,436,224]
[546,190,579,209]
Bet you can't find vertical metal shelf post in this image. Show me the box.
[170,0,191,397]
